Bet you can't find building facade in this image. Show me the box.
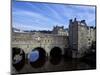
[12,29,68,56]
[12,18,96,58]
[69,18,96,58]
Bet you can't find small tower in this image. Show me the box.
[69,18,78,50]
[69,18,89,58]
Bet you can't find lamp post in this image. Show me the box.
[35,36,41,47]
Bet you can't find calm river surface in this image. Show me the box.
[12,56,96,74]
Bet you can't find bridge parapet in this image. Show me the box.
[12,32,68,56]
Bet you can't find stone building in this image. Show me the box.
[12,18,96,58]
[12,27,68,56]
[69,18,96,58]
[52,26,68,36]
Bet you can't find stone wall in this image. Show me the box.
[12,32,68,56]
[69,18,96,58]
[12,18,96,58]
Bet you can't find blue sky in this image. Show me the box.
[12,1,96,30]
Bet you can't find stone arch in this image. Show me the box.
[28,47,46,68]
[12,47,25,71]
[50,47,62,57]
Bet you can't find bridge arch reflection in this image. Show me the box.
[28,47,46,68]
[12,47,25,71]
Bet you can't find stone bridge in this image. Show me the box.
[12,32,68,57]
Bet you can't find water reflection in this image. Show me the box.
[12,47,25,71]
[30,57,46,68]
[12,48,96,74]
[81,52,96,68]
[13,55,96,74]
[50,56,62,65]
[29,47,46,68]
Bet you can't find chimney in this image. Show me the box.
[81,20,87,26]
[74,18,77,22]
[69,19,72,24]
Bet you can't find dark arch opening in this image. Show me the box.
[50,47,62,57]
[50,47,62,65]
[28,47,46,68]
[12,47,25,71]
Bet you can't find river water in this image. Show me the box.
[12,55,96,74]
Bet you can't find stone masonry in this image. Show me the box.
[12,18,96,58]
